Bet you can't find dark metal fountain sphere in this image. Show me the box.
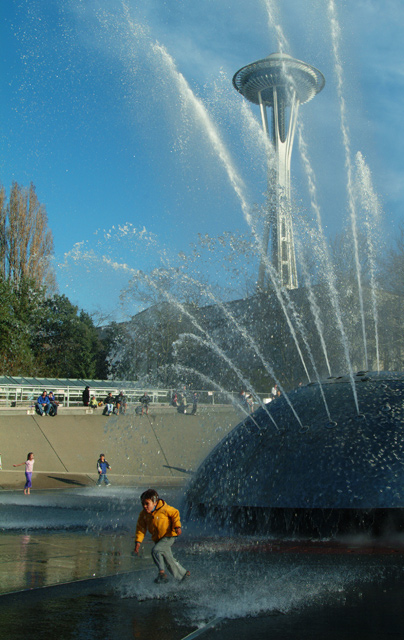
[233,52,325,107]
[186,372,404,535]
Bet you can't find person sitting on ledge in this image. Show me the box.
[103,392,115,416]
[48,391,59,417]
[115,391,127,415]
[36,390,51,416]
[89,395,98,410]
[139,392,151,416]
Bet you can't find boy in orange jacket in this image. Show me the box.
[133,488,190,584]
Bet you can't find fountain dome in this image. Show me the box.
[186,371,404,535]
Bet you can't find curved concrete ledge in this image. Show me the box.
[0,405,241,490]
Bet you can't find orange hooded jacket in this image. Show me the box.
[135,499,182,544]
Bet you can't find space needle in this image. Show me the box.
[233,53,325,290]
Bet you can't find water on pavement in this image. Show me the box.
[1,487,404,639]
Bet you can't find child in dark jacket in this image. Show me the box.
[97,454,111,486]
[133,488,190,584]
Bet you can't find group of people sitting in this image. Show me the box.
[35,390,59,417]
[82,387,128,416]
[171,389,198,415]
[101,391,128,416]
[35,388,153,417]
[82,387,154,416]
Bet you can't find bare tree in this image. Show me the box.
[1,182,55,289]
[0,184,6,276]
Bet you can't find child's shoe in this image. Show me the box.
[154,572,169,584]
[181,571,191,582]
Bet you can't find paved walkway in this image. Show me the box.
[2,527,404,640]
[0,471,186,491]
[0,531,153,595]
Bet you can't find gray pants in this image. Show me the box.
[151,536,187,580]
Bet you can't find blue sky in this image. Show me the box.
[1,0,403,322]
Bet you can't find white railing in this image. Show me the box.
[0,384,271,408]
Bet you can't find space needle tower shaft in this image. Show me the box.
[233,53,325,290]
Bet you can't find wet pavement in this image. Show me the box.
[0,531,152,595]
[1,488,404,639]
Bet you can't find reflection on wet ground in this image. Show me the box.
[0,579,195,640]
[1,531,404,639]
[1,489,404,639]
[0,531,152,594]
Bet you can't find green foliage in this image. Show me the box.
[0,278,36,374]
[0,280,107,378]
[0,181,107,378]
[33,295,107,378]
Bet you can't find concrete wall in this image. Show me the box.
[0,405,242,488]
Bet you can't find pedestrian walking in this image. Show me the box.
[97,453,112,486]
